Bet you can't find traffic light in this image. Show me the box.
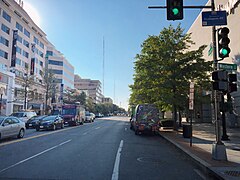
[167,0,183,20]
[212,70,228,92]
[228,73,237,93]
[217,27,231,59]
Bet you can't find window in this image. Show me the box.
[17,35,22,43]
[40,61,43,67]
[0,36,9,47]
[0,49,8,59]
[23,50,29,58]
[16,22,23,32]
[34,36,39,45]
[49,60,63,66]
[24,28,30,38]
[47,51,53,56]
[16,58,21,65]
[39,51,43,58]
[16,46,22,54]
[23,39,29,48]
[39,41,44,49]
[2,11,11,23]
[49,69,63,75]
[1,24,10,34]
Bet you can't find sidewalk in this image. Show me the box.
[159,123,240,180]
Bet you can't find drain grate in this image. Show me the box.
[224,171,240,177]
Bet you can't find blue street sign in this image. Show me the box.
[202,11,227,26]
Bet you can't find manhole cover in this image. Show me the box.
[137,157,164,164]
[224,171,240,177]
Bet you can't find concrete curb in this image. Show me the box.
[158,132,225,179]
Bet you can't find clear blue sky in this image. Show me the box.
[23,0,208,110]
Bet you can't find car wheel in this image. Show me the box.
[135,129,139,135]
[36,127,40,131]
[18,129,25,138]
[52,124,56,131]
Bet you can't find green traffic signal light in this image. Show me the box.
[172,8,179,15]
[221,48,228,56]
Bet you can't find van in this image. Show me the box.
[11,111,37,123]
[130,104,160,135]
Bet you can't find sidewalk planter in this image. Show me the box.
[183,124,192,138]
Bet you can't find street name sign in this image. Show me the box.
[218,63,237,71]
[202,11,227,26]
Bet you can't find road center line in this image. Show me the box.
[111,140,124,180]
[0,139,72,174]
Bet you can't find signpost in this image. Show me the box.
[202,11,227,26]
[189,82,194,147]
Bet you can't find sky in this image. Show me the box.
[22,0,209,110]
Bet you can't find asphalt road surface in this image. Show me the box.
[0,116,204,180]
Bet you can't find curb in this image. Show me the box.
[158,132,225,180]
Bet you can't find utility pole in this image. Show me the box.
[45,55,49,115]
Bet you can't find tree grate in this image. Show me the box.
[224,170,240,177]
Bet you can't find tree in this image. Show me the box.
[129,24,212,129]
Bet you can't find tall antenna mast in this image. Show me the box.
[102,36,105,96]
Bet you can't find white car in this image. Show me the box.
[11,111,37,123]
[0,116,26,140]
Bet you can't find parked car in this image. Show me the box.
[35,115,64,131]
[25,115,47,129]
[90,113,95,121]
[11,111,37,123]
[85,111,93,123]
[130,104,160,135]
[95,113,104,118]
[0,116,26,140]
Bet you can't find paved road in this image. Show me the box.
[0,116,203,180]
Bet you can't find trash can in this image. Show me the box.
[183,124,192,138]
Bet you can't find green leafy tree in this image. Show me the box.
[129,24,212,129]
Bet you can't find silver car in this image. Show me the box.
[0,116,26,140]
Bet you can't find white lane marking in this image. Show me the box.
[111,140,124,180]
[194,169,206,180]
[124,127,127,131]
[95,126,101,129]
[83,132,88,135]
[0,139,72,174]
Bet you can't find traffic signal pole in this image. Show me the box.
[211,0,227,161]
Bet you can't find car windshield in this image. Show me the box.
[41,116,56,121]
[11,112,24,117]
[0,117,5,124]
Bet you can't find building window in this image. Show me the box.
[17,35,23,43]
[16,46,22,54]
[2,11,11,23]
[0,36,9,47]
[49,69,63,75]
[39,51,43,58]
[34,36,39,45]
[16,58,21,65]
[40,61,43,67]
[22,50,29,58]
[39,41,44,49]
[47,51,53,56]
[24,28,30,38]
[1,24,10,34]
[23,39,29,48]
[16,22,23,32]
[0,49,8,59]
[49,60,63,66]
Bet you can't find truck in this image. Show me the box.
[52,104,85,126]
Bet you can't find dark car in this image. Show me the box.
[35,115,64,131]
[25,115,47,129]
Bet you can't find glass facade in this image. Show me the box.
[49,60,63,66]
[0,49,8,59]
[16,22,23,32]
[1,24,10,34]
[2,11,11,23]
[24,28,30,38]
[0,36,9,47]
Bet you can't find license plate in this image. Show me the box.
[29,124,32,126]
[40,126,44,128]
